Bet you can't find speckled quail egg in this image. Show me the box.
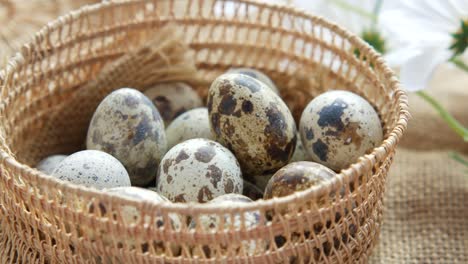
[243,180,264,200]
[299,90,383,171]
[191,194,264,257]
[144,82,203,125]
[36,154,67,174]
[156,138,243,203]
[89,187,181,255]
[52,150,130,189]
[264,161,344,259]
[290,133,309,162]
[104,187,181,228]
[264,161,335,251]
[166,107,214,149]
[228,67,279,94]
[86,88,167,187]
[208,73,296,175]
[264,161,336,199]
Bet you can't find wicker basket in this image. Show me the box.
[0,0,409,263]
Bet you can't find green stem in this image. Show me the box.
[450,57,468,72]
[449,152,468,169]
[416,91,468,142]
[370,0,383,30]
[372,0,384,21]
[329,0,377,20]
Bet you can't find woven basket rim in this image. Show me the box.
[0,0,410,213]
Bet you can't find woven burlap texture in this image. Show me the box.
[370,65,468,264]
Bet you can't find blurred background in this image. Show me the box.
[0,1,466,263]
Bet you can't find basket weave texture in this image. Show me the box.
[0,0,409,263]
[0,0,97,61]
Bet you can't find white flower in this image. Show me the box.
[292,0,396,55]
[381,1,468,91]
[292,0,376,34]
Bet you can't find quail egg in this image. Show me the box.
[228,67,279,94]
[299,90,383,171]
[36,154,67,174]
[86,88,167,186]
[264,161,336,199]
[208,73,296,175]
[265,161,346,260]
[52,150,131,189]
[104,187,181,228]
[144,82,202,125]
[156,138,243,203]
[165,107,214,149]
[89,186,181,255]
[191,194,264,257]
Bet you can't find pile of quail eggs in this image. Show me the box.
[36,67,383,221]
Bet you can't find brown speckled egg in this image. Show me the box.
[264,161,336,199]
[290,133,309,162]
[227,67,279,94]
[86,88,167,187]
[104,187,181,229]
[191,194,264,257]
[243,180,264,200]
[299,90,383,171]
[144,82,202,125]
[156,138,243,203]
[90,187,181,255]
[166,108,214,149]
[36,154,67,174]
[208,73,296,175]
[52,150,131,189]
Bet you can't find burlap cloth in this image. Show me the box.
[0,1,466,263]
[370,65,468,263]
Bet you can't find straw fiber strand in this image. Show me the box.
[0,0,408,263]
[0,0,97,61]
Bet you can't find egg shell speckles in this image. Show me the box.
[166,108,214,149]
[103,187,181,229]
[86,88,167,186]
[208,73,297,175]
[89,187,181,255]
[264,161,336,199]
[52,150,130,189]
[156,138,243,203]
[191,194,263,257]
[144,82,203,125]
[299,90,383,171]
[227,67,279,94]
[36,154,67,174]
